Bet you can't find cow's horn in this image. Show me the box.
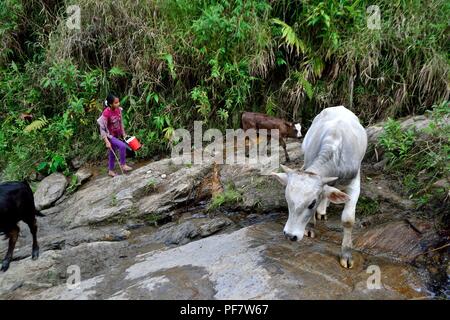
[322,176,339,184]
[280,164,295,173]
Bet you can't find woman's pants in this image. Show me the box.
[108,136,127,170]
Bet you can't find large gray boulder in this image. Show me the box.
[219,164,286,212]
[43,158,215,229]
[34,173,68,210]
[366,114,449,145]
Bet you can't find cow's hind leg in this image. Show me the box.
[339,171,360,269]
[1,225,19,272]
[26,217,39,260]
[315,197,330,221]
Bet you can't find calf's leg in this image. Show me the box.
[339,171,360,269]
[279,137,290,162]
[1,225,19,272]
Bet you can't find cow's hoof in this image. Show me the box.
[32,249,39,260]
[315,212,327,221]
[339,252,354,269]
[1,260,10,272]
[304,229,315,238]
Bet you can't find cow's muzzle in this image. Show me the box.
[283,231,297,242]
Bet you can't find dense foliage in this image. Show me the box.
[1,0,449,190]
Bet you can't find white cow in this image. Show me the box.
[272,106,367,268]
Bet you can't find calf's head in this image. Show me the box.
[272,165,350,241]
[294,123,302,138]
[287,122,302,139]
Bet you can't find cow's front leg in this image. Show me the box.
[339,172,360,269]
[315,197,329,221]
[304,220,316,237]
[304,228,315,238]
[1,225,19,272]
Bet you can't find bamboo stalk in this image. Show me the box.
[110,147,124,175]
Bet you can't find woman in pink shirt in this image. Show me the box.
[97,94,133,177]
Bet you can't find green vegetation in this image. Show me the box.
[145,212,163,226]
[356,196,380,216]
[208,183,243,211]
[0,0,449,181]
[145,178,158,194]
[378,101,449,208]
[66,174,79,194]
[379,119,416,164]
[110,194,118,207]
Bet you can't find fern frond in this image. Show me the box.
[312,57,325,77]
[272,18,306,55]
[24,117,48,133]
[109,66,126,77]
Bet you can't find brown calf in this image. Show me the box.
[241,112,301,162]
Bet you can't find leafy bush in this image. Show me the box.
[379,118,416,164]
[378,101,449,208]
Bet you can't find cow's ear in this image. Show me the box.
[271,172,288,185]
[323,185,350,204]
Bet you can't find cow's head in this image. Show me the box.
[272,165,349,241]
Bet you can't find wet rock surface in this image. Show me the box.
[0,196,442,300]
[6,218,431,300]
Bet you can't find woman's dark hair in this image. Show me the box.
[104,93,118,108]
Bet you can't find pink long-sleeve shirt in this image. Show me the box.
[97,107,125,139]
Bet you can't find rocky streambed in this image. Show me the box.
[0,119,448,300]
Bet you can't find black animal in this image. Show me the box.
[0,181,44,272]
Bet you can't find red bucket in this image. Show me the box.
[126,136,142,151]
